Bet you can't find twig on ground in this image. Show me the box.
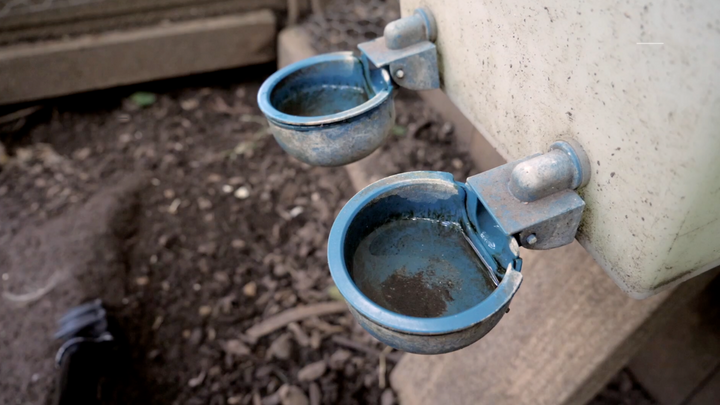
[331,335,403,363]
[245,301,348,343]
[0,105,42,125]
[2,270,64,305]
[378,345,392,389]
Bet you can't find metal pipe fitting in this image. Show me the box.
[508,140,591,202]
[384,8,437,49]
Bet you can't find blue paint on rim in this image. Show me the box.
[257,52,393,127]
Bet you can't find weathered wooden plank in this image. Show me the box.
[629,277,720,405]
[0,0,286,30]
[0,10,276,105]
[0,0,283,45]
[687,370,720,405]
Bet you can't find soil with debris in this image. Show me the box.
[0,64,478,405]
[0,1,657,403]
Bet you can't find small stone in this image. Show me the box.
[243,281,257,297]
[222,339,250,356]
[46,185,61,198]
[279,385,309,405]
[229,176,244,185]
[158,234,176,247]
[193,283,202,291]
[198,258,210,273]
[309,330,321,349]
[267,334,293,360]
[297,361,326,382]
[222,185,233,194]
[72,147,91,161]
[207,173,222,183]
[381,389,395,405]
[189,328,203,345]
[231,239,246,249]
[147,349,161,360]
[440,122,454,135]
[214,271,229,283]
[119,133,133,144]
[164,189,175,199]
[451,158,463,169]
[135,276,149,286]
[197,197,213,210]
[199,305,212,317]
[289,206,304,218]
[181,98,200,110]
[188,370,206,387]
[182,329,191,339]
[168,198,181,214]
[329,349,352,370]
[161,281,170,291]
[234,186,250,199]
[198,242,217,256]
[207,328,217,341]
[152,316,163,330]
[208,366,221,377]
[0,186,7,196]
[227,395,242,404]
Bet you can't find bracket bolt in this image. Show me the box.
[395,69,405,79]
[526,234,538,245]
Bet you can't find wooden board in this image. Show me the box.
[0,0,284,45]
[0,10,276,105]
[629,277,720,405]
[0,0,285,30]
[688,371,720,405]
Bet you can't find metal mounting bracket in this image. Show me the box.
[357,8,440,91]
[467,140,592,250]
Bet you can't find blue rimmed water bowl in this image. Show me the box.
[258,52,395,166]
[328,171,523,354]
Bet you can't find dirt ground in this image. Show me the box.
[0,62,486,405]
[0,65,657,405]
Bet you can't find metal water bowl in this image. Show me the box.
[328,172,523,354]
[257,52,395,166]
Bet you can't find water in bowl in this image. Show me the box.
[274,84,370,117]
[351,218,498,318]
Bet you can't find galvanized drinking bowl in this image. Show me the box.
[258,52,395,166]
[328,172,523,354]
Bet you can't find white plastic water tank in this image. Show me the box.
[402,0,720,298]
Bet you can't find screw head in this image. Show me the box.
[526,234,538,245]
[395,69,405,79]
